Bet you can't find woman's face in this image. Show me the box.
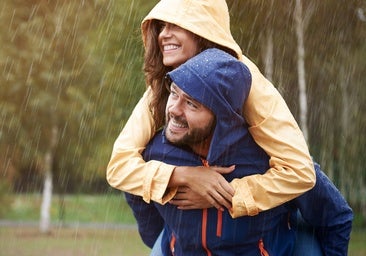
[158,22,200,69]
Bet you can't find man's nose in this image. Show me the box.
[169,101,184,116]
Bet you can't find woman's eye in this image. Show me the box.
[158,21,166,32]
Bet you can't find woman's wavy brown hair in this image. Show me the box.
[143,19,237,130]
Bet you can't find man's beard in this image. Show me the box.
[172,126,213,147]
[166,117,216,148]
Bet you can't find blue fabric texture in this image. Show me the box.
[140,132,295,256]
[125,48,353,255]
[130,49,296,255]
[291,163,353,255]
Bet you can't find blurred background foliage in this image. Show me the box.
[0,0,365,222]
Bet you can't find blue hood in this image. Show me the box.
[167,48,252,164]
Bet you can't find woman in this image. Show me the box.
[107,0,316,218]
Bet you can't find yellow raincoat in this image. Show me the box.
[107,0,315,217]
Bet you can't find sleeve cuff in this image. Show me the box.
[161,187,178,204]
[143,161,177,204]
[229,178,259,218]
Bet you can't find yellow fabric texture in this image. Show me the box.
[106,0,315,216]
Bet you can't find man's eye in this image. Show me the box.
[187,101,197,108]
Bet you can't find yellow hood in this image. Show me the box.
[141,0,243,60]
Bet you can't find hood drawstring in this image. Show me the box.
[258,238,270,256]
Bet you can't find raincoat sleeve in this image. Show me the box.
[229,56,316,217]
[294,162,353,255]
[125,192,164,248]
[106,87,177,204]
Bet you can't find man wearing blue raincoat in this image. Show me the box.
[126,48,353,255]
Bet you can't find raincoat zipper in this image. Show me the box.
[200,158,223,256]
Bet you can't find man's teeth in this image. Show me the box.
[171,119,186,128]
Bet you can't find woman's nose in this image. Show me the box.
[160,24,172,37]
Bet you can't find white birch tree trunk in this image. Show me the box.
[261,0,274,83]
[262,30,274,82]
[40,168,52,233]
[294,0,309,142]
[39,125,58,233]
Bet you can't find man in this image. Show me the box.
[126,48,353,255]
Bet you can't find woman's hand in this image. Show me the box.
[169,165,235,211]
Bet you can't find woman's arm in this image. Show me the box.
[106,87,176,204]
[106,87,234,207]
[228,56,316,217]
[170,57,316,217]
[107,59,316,215]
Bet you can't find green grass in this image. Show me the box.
[1,226,365,256]
[0,226,150,256]
[3,193,136,224]
[1,193,149,255]
[1,193,365,255]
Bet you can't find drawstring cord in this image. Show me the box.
[258,239,270,256]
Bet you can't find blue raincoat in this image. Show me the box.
[126,48,353,255]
